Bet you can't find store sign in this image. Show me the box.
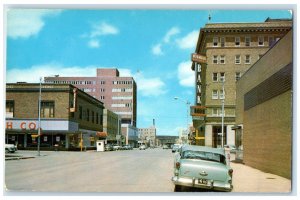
[191,53,207,63]
[6,121,37,130]
[5,119,78,131]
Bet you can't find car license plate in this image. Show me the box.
[198,179,208,184]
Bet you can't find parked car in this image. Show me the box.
[139,145,146,150]
[172,145,233,192]
[113,145,121,151]
[163,144,169,149]
[5,144,17,153]
[123,145,133,150]
[172,144,181,153]
[105,144,113,151]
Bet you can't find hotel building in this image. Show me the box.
[190,18,292,147]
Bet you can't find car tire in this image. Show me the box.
[174,185,182,192]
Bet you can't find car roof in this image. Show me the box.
[181,145,225,155]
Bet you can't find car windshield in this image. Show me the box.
[182,150,226,164]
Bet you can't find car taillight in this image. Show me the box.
[175,162,180,169]
[228,169,233,177]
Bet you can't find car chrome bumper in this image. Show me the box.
[171,176,233,192]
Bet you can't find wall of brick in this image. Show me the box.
[243,90,292,178]
[236,30,293,179]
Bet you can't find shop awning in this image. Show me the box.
[96,132,107,137]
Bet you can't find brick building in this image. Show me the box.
[235,30,292,179]
[138,126,156,147]
[103,108,121,145]
[44,68,137,139]
[5,83,105,150]
[190,18,292,148]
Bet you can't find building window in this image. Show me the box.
[212,73,218,82]
[220,89,225,99]
[235,72,242,81]
[258,36,264,46]
[235,55,241,64]
[87,109,90,121]
[100,114,103,125]
[245,37,251,47]
[212,90,219,99]
[92,111,95,123]
[6,100,14,117]
[100,96,105,100]
[220,55,225,64]
[96,112,99,124]
[212,108,219,116]
[213,55,218,64]
[79,106,83,119]
[245,55,251,64]
[220,37,225,47]
[220,72,225,82]
[41,101,55,118]
[213,37,218,47]
[235,37,240,46]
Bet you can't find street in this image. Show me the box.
[5,148,291,193]
[5,148,174,192]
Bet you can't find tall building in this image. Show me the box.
[44,68,137,134]
[190,18,292,147]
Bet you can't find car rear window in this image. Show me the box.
[182,150,226,164]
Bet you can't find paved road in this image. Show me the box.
[5,149,174,192]
[5,149,291,194]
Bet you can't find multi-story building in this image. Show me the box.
[235,30,292,179]
[138,126,156,147]
[190,18,292,147]
[44,68,137,137]
[103,108,121,145]
[5,83,104,150]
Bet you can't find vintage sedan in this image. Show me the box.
[172,145,233,192]
[5,144,17,153]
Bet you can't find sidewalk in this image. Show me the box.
[230,154,291,193]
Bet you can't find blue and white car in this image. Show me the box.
[172,145,233,192]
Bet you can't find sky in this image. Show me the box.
[4,8,292,136]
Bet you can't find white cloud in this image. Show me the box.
[136,75,167,97]
[151,43,163,55]
[88,39,100,48]
[7,9,62,39]
[119,68,167,97]
[6,63,98,83]
[176,30,199,49]
[177,61,194,87]
[90,22,119,38]
[163,27,180,43]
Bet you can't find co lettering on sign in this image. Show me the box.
[6,122,37,130]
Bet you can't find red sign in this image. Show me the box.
[191,53,207,63]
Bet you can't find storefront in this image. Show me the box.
[5,119,99,151]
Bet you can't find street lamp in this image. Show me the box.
[37,77,42,156]
[174,97,191,144]
[221,80,225,148]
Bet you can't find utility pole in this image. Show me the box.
[221,79,225,148]
[37,77,42,156]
